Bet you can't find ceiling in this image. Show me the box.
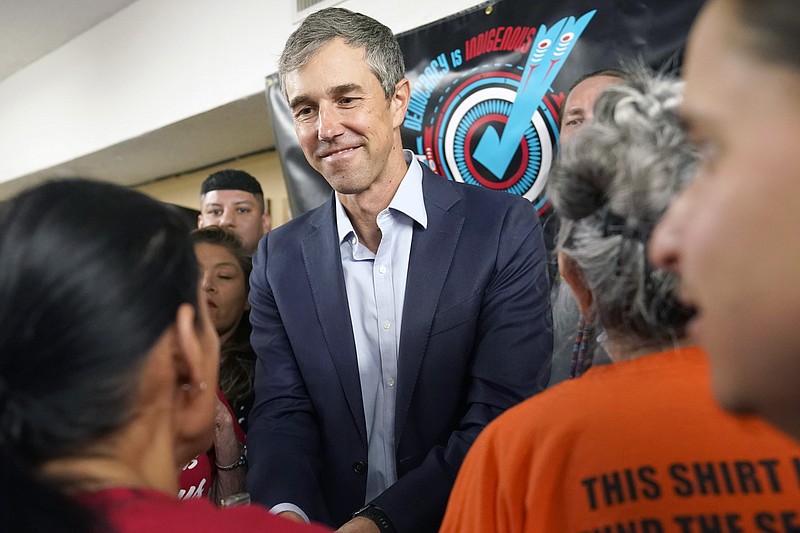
[0,0,141,83]
[0,0,275,199]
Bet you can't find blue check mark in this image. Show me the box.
[473,10,596,179]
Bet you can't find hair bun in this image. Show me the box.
[549,128,617,221]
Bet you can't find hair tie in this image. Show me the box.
[570,316,595,378]
[601,209,651,242]
[601,209,653,277]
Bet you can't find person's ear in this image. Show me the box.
[558,251,594,318]
[174,304,203,388]
[261,212,272,234]
[172,303,215,448]
[197,214,203,229]
[391,79,411,128]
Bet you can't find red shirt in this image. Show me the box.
[179,389,245,501]
[78,487,330,532]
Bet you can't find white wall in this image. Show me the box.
[0,0,485,185]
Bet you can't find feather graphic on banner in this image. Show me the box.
[472,10,595,178]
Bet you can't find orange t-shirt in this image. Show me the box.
[440,347,800,533]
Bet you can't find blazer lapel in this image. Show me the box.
[301,198,368,445]
[395,170,464,439]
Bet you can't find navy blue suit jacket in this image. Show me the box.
[247,164,552,532]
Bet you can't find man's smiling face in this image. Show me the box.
[285,38,406,196]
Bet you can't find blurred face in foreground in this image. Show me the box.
[650,0,800,439]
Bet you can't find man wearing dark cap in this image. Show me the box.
[198,169,272,254]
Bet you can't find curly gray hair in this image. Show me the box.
[548,69,697,350]
[278,7,405,102]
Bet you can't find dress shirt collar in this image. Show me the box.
[335,150,428,245]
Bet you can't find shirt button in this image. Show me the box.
[352,461,366,474]
[350,238,356,246]
[387,378,395,387]
[379,265,387,274]
[383,321,391,330]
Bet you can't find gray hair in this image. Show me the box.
[548,70,697,349]
[278,7,405,101]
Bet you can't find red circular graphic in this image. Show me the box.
[430,71,521,174]
[463,113,530,190]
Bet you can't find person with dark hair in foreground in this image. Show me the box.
[439,71,800,533]
[247,7,552,533]
[651,0,800,443]
[0,179,329,533]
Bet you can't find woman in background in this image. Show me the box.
[0,179,328,533]
[191,226,256,431]
[178,227,255,506]
[439,71,800,532]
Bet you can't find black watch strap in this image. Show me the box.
[352,504,396,533]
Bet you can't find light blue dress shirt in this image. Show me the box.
[335,151,428,503]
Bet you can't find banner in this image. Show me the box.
[265,0,703,217]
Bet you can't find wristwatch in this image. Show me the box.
[352,504,396,533]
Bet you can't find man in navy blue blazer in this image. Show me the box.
[246,8,552,533]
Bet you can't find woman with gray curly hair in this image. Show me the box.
[551,72,695,373]
[439,71,800,533]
